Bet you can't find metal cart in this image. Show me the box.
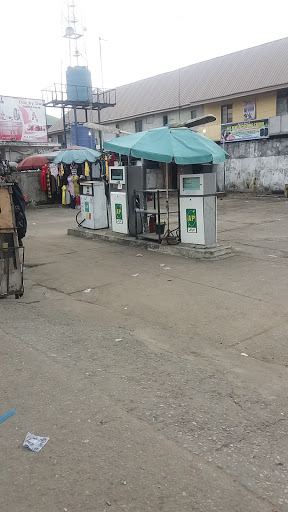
[0,183,24,299]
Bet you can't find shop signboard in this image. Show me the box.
[115,203,123,224]
[221,119,269,142]
[186,208,197,233]
[0,95,47,142]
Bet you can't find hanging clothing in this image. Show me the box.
[62,185,66,205]
[72,175,80,196]
[104,155,109,180]
[67,175,75,196]
[91,162,100,179]
[65,189,71,205]
[50,163,58,179]
[70,162,78,176]
[85,161,90,177]
[40,169,47,191]
[46,166,52,199]
[108,153,115,167]
[51,176,57,195]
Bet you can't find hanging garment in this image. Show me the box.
[108,153,115,167]
[91,162,100,179]
[46,166,52,199]
[104,155,109,180]
[67,175,75,196]
[73,175,80,196]
[85,161,90,177]
[51,176,57,195]
[65,189,71,205]
[62,185,66,205]
[40,169,47,191]
[75,195,81,209]
[50,163,58,179]
[70,162,78,176]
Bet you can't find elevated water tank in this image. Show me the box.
[66,66,93,103]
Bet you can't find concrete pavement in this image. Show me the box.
[1,196,288,511]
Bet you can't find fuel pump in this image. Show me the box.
[179,173,217,245]
[109,165,145,235]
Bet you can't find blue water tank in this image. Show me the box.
[66,66,92,103]
[70,124,96,150]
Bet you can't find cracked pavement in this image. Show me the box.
[1,197,288,511]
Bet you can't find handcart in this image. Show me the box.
[0,183,24,299]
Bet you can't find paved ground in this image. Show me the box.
[1,196,288,512]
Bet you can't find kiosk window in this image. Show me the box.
[111,169,124,181]
[183,177,201,191]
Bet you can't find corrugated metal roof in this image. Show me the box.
[49,37,288,134]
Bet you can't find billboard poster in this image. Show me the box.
[221,119,269,143]
[243,101,256,121]
[0,95,47,142]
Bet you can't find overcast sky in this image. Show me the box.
[2,0,288,115]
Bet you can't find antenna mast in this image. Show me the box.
[63,1,83,66]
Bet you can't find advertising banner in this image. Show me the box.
[0,95,47,142]
[221,119,268,143]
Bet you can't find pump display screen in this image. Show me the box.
[111,169,124,181]
[183,177,201,191]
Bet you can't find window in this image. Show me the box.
[221,104,233,124]
[191,109,197,119]
[276,89,288,116]
[146,115,154,124]
[163,115,168,126]
[57,134,64,147]
[135,120,142,132]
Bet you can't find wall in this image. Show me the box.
[216,137,288,193]
[146,168,165,189]
[204,91,277,141]
[11,170,47,204]
[102,105,205,140]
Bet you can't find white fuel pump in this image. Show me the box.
[179,173,217,245]
[79,181,108,229]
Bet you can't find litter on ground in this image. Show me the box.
[23,433,49,452]
[0,409,16,425]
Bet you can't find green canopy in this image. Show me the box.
[53,146,101,165]
[103,126,227,164]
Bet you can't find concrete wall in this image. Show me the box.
[11,170,47,204]
[216,137,288,193]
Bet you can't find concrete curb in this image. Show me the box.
[67,227,234,261]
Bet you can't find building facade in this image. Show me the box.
[49,38,288,193]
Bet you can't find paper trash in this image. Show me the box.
[23,432,49,452]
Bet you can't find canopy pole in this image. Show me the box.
[166,162,169,233]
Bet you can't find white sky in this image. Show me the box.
[1,0,288,117]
